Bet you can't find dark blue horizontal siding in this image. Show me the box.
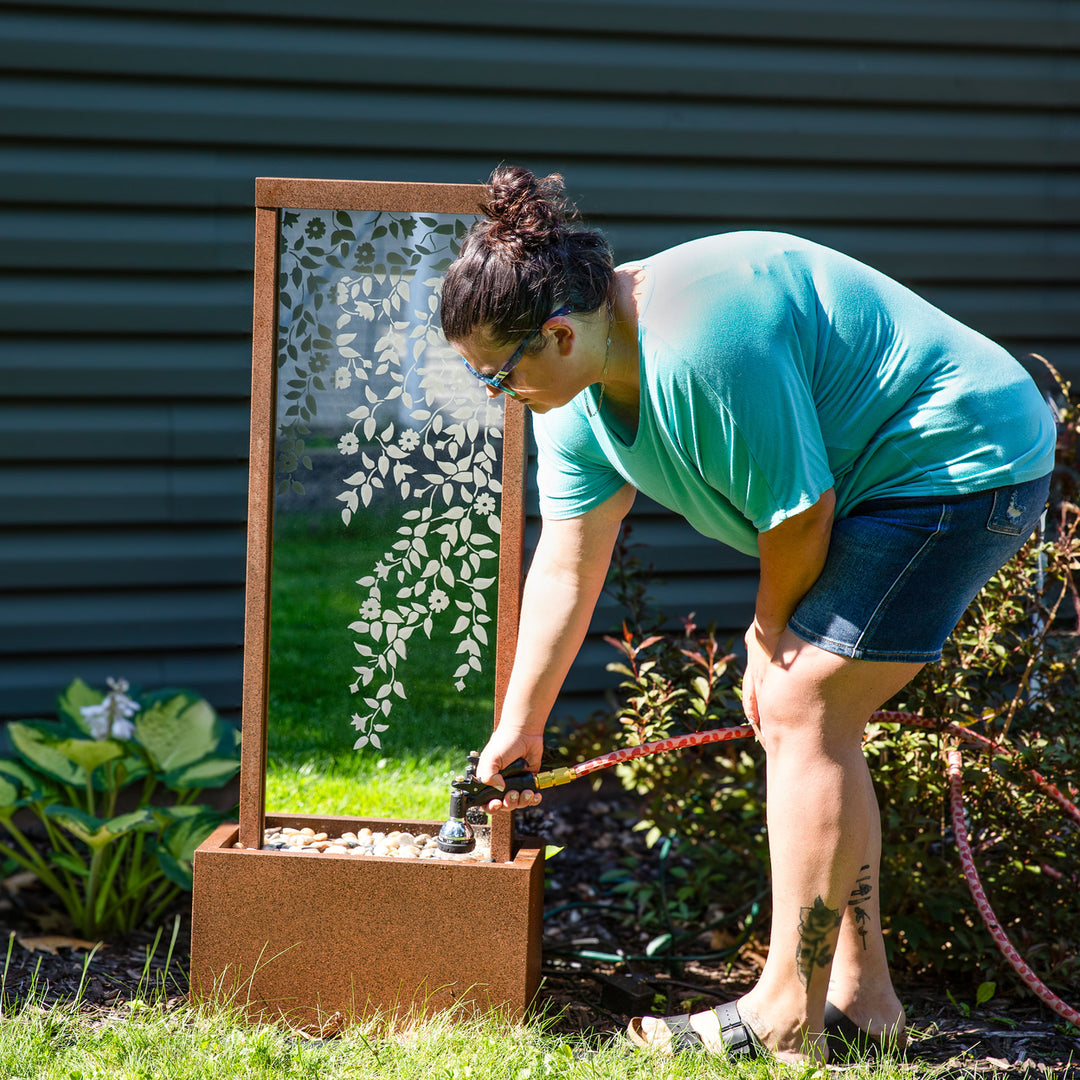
[0,528,247,590]
[0,0,1075,723]
[13,0,1080,50]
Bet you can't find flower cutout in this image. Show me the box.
[305,217,326,239]
[429,589,450,613]
[334,366,352,389]
[360,597,382,619]
[398,429,421,451]
[354,242,376,267]
[337,432,359,455]
[474,493,496,515]
[374,561,390,580]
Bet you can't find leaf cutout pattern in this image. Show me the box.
[275,210,501,749]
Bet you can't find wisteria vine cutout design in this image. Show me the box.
[274,209,502,750]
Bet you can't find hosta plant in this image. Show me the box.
[0,678,239,938]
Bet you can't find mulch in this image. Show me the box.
[2,787,1078,1076]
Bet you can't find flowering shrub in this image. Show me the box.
[0,678,239,938]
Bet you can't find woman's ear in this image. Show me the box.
[549,320,576,357]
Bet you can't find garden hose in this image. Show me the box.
[539,710,1080,1029]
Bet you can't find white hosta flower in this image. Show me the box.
[80,677,140,741]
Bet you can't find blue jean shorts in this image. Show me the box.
[788,473,1052,663]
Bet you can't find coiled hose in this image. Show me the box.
[551,709,1080,1028]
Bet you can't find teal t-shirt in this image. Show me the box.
[533,232,1056,557]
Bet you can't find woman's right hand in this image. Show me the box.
[476,727,545,812]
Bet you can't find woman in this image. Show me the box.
[440,166,1055,1064]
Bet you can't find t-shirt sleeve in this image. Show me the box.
[532,403,628,519]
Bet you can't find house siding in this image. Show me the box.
[1,1,1075,719]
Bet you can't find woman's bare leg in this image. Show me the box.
[638,632,920,1062]
[826,764,907,1046]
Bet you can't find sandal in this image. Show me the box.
[627,999,762,1058]
[823,1002,907,1063]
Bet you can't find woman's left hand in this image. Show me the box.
[742,620,780,737]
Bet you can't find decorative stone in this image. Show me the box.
[256,825,491,863]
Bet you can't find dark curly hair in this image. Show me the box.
[440,166,614,350]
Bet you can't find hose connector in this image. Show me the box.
[534,766,577,789]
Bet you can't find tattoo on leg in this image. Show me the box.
[796,896,842,988]
[848,864,872,951]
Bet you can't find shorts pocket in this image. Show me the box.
[986,483,1042,536]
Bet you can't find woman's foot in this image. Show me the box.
[822,997,907,1061]
[627,1000,762,1058]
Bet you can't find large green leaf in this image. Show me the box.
[98,746,151,791]
[56,678,106,735]
[161,810,224,858]
[8,722,86,786]
[134,694,222,773]
[52,851,91,878]
[0,774,20,810]
[154,811,226,890]
[155,848,193,890]
[56,737,124,777]
[46,805,154,849]
[0,758,43,795]
[161,756,240,791]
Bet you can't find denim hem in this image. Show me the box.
[788,621,943,664]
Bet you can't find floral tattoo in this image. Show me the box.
[795,896,842,988]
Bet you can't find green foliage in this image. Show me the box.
[564,357,1080,990]
[556,533,769,949]
[0,678,239,938]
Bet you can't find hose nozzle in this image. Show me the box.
[436,788,475,854]
[436,753,567,854]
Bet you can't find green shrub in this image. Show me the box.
[0,678,239,938]
[561,356,1080,988]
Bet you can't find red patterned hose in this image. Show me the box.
[554,709,1079,1028]
[946,746,1080,1028]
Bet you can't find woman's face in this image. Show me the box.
[452,319,586,414]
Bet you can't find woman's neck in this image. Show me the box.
[602,267,644,405]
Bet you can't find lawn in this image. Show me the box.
[265,508,496,821]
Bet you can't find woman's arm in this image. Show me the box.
[477,483,636,799]
[743,488,836,727]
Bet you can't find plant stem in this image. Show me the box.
[82,845,108,938]
[93,836,131,931]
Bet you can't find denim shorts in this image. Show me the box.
[788,473,1052,663]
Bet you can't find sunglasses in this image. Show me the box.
[460,305,572,396]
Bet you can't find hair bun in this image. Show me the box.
[481,165,574,252]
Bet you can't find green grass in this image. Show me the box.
[0,991,920,1080]
[265,509,495,820]
[0,890,987,1080]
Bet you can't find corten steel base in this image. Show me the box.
[191,815,545,1027]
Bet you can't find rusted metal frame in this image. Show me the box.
[242,178,528,856]
[490,399,528,862]
[238,204,280,849]
[255,177,484,214]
